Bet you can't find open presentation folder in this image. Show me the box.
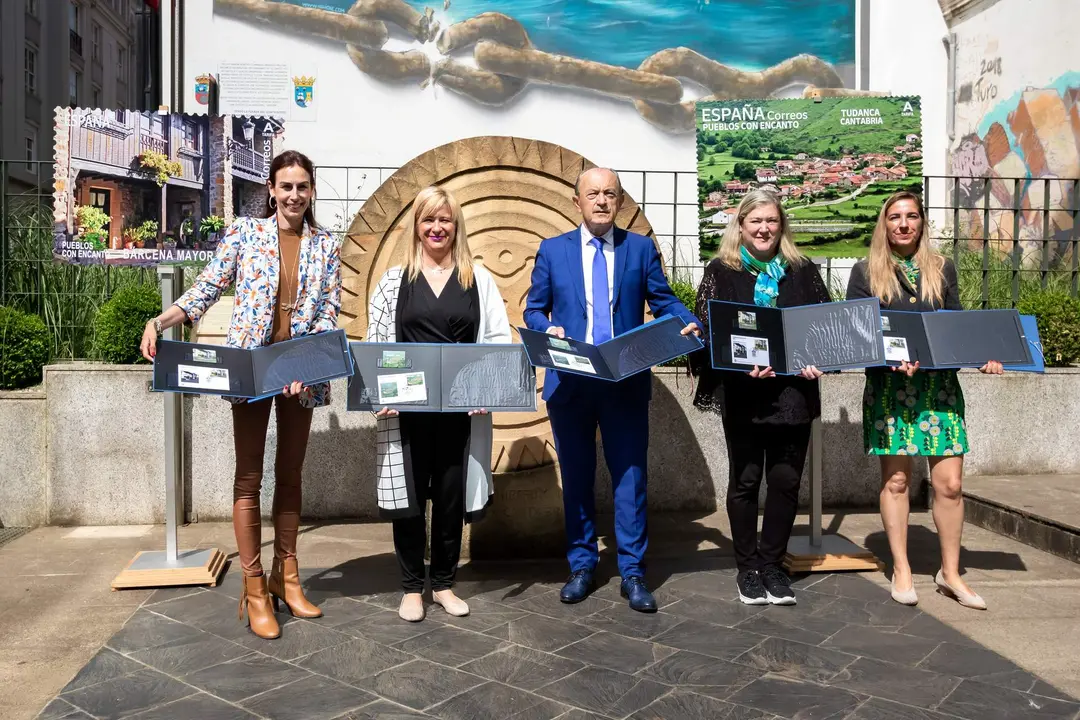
[880,309,1035,369]
[708,298,884,374]
[517,315,705,381]
[152,329,354,399]
[346,342,537,412]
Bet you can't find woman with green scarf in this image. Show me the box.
[691,189,830,606]
[847,191,1002,611]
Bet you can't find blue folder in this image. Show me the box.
[152,329,354,399]
[518,315,704,381]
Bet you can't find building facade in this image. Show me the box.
[0,0,158,193]
[64,108,209,250]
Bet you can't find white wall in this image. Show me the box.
[867,0,950,179]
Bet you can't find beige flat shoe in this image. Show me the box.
[432,589,470,617]
[398,592,425,622]
[934,570,986,610]
[890,575,918,606]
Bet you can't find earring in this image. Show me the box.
[269,196,277,209]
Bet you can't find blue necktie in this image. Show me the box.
[589,237,612,344]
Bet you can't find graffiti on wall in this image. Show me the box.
[950,71,1079,263]
[215,0,855,133]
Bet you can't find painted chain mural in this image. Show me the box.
[191,0,857,171]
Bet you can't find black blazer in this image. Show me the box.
[691,257,831,425]
[846,257,961,379]
[845,257,961,312]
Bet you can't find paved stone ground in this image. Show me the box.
[33,553,1080,720]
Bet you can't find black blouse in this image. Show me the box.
[396,269,480,344]
[690,258,831,425]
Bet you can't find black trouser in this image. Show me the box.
[393,413,471,592]
[725,423,812,572]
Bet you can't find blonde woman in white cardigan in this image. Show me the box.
[367,186,511,622]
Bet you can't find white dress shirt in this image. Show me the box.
[580,223,616,344]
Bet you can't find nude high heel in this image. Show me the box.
[934,570,986,610]
[890,575,918,606]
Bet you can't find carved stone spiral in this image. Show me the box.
[339,136,656,472]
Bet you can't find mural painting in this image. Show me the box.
[950,72,1079,265]
[196,0,856,171]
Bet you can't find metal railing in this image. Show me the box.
[3,159,1078,359]
[310,167,1080,307]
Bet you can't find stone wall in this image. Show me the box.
[237,180,266,218]
[209,115,226,219]
[43,364,168,526]
[0,389,47,527]
[4,364,1078,538]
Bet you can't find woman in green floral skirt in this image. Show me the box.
[847,191,1003,610]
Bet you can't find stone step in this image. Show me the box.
[963,475,1080,564]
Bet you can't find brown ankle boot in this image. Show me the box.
[239,574,281,639]
[268,557,323,618]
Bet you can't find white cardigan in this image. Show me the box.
[366,263,512,517]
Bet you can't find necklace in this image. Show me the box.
[279,237,299,314]
[423,260,453,274]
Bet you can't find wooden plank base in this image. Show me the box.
[784,534,883,574]
[784,554,885,573]
[111,548,227,590]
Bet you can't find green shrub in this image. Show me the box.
[1016,291,1080,367]
[661,278,701,367]
[669,279,699,314]
[93,284,162,364]
[0,306,52,389]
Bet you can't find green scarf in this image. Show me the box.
[893,252,919,289]
[740,245,787,307]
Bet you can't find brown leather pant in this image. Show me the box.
[231,395,313,577]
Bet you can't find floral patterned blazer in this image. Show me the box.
[174,215,342,408]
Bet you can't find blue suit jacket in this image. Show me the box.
[524,227,699,404]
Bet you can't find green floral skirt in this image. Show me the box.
[863,369,969,456]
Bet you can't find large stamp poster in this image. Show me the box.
[52,108,284,266]
[696,97,923,259]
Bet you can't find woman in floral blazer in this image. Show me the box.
[140,150,341,640]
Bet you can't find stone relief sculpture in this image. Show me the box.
[339,136,656,471]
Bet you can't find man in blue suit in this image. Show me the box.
[525,168,700,612]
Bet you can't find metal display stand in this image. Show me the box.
[784,418,883,573]
[112,266,225,590]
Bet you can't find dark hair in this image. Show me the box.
[264,150,318,230]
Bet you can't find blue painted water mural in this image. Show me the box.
[267,0,855,70]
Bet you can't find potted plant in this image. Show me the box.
[199,214,225,249]
[124,219,159,249]
[75,205,110,251]
[137,150,183,186]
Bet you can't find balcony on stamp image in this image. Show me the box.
[228,117,281,182]
[227,117,283,218]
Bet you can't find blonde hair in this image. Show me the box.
[867,191,944,306]
[404,186,475,289]
[718,189,806,269]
